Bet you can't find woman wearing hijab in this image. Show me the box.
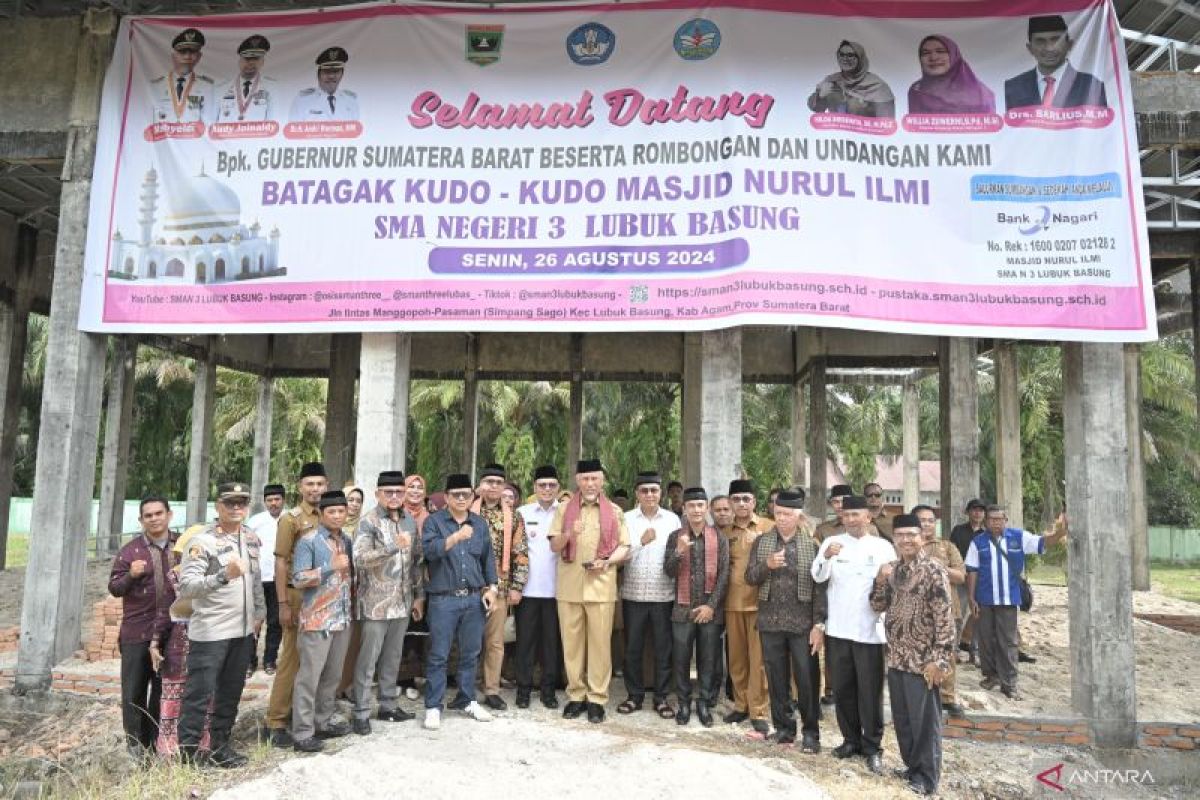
[404,475,430,530]
[808,40,896,118]
[907,34,995,114]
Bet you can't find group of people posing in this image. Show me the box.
[109,459,1066,797]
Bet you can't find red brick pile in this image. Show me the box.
[81,596,123,661]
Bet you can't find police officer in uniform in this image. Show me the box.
[289,46,360,122]
[151,28,214,124]
[218,34,276,122]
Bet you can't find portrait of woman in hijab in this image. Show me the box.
[808,40,896,118]
[908,34,996,114]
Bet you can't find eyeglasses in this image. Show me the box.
[865,492,883,499]
[730,495,755,503]
[447,490,473,501]
[535,481,559,490]
[380,489,404,497]
[636,487,660,495]
[837,51,858,59]
[221,499,249,509]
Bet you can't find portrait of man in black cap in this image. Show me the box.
[289,47,360,123]
[150,28,214,124]
[218,34,277,122]
[1004,15,1107,111]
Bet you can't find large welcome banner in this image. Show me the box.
[79,0,1155,340]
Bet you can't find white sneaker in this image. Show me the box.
[424,708,441,731]
[462,701,494,722]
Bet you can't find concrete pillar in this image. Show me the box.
[461,334,479,477]
[680,330,742,497]
[994,342,1023,528]
[0,224,36,569]
[1125,343,1150,592]
[322,332,360,488]
[680,333,702,486]
[186,349,216,526]
[354,333,411,498]
[1062,342,1137,748]
[567,333,584,471]
[901,381,920,512]
[1192,261,1200,415]
[791,376,806,487]
[806,358,828,519]
[97,336,138,554]
[249,372,275,516]
[17,9,117,691]
[938,338,980,522]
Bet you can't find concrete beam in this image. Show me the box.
[680,332,702,486]
[461,334,479,477]
[901,381,920,513]
[354,333,411,499]
[994,343,1023,529]
[249,372,274,516]
[1132,72,1200,147]
[806,358,828,520]
[1062,343,1137,748]
[791,374,806,487]
[567,333,583,472]
[186,348,215,526]
[938,338,980,522]
[0,222,34,569]
[1125,344,1150,592]
[97,335,137,554]
[16,9,116,691]
[322,332,360,488]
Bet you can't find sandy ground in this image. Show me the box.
[959,586,1200,721]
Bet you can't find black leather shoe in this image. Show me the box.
[562,700,586,719]
[586,703,605,724]
[1018,651,1037,664]
[516,691,531,709]
[942,702,965,719]
[800,734,820,754]
[675,702,691,726]
[316,721,350,739]
[268,728,294,749]
[696,702,714,728]
[377,707,414,722]
[293,736,324,753]
[820,693,836,706]
[179,746,208,768]
[352,718,371,736]
[209,744,248,769]
[907,780,931,796]
[866,753,884,775]
[831,742,861,759]
[541,692,559,710]
[767,730,795,745]
[751,719,770,735]
[483,694,508,711]
[723,710,749,724]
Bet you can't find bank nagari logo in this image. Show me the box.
[674,19,721,61]
[1019,205,1052,235]
[567,23,615,66]
[466,24,504,66]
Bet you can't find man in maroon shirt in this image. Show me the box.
[109,495,178,760]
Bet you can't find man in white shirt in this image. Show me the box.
[247,484,286,674]
[812,495,896,776]
[616,472,680,718]
[515,465,563,709]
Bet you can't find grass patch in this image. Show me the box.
[4,535,29,569]
[1027,562,1200,604]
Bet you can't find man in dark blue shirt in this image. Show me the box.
[420,473,500,730]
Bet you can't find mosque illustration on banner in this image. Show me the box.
[109,165,284,284]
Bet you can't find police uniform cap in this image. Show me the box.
[217,482,251,501]
[238,35,271,57]
[173,28,205,51]
[316,46,349,68]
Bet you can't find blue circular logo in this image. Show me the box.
[674,19,721,61]
[566,23,616,66]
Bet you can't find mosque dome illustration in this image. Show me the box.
[110,165,283,284]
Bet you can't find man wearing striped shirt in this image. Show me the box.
[965,505,1067,700]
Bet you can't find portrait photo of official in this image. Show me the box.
[288,47,360,123]
[907,35,995,115]
[150,28,215,124]
[807,40,895,119]
[217,34,277,122]
[1004,15,1107,111]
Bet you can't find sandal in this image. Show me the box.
[617,699,643,715]
[655,701,675,719]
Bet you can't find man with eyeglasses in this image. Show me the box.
[723,479,770,734]
[549,459,630,724]
[421,473,500,730]
[863,483,893,542]
[515,465,564,709]
[912,505,966,718]
[617,471,679,719]
[349,471,425,734]
[472,464,529,711]
[177,482,266,768]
